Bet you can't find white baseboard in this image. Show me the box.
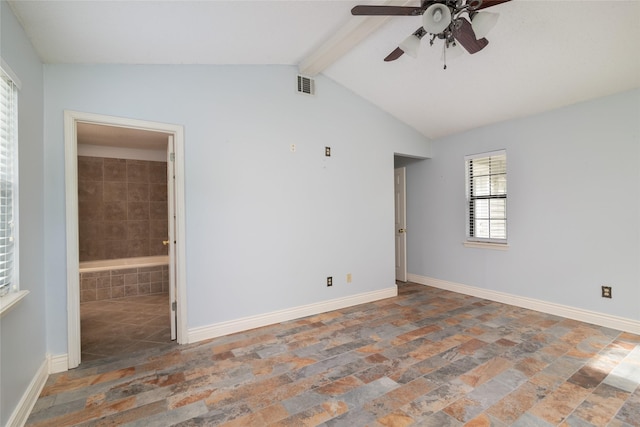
[408,274,640,335]
[48,353,69,374]
[187,286,398,344]
[5,357,48,427]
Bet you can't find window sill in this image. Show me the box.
[0,290,29,317]
[463,241,509,251]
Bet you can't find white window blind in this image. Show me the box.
[465,150,507,243]
[0,66,17,296]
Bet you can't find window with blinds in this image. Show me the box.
[0,66,18,297]
[465,150,507,243]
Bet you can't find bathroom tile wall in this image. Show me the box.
[80,265,169,302]
[78,157,169,261]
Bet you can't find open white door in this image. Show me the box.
[167,135,177,340]
[394,167,407,282]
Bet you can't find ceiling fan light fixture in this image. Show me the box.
[471,11,499,39]
[422,4,452,35]
[398,34,421,58]
[350,0,513,64]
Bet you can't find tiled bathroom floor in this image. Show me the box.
[80,293,175,361]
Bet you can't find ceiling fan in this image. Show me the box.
[351,0,511,67]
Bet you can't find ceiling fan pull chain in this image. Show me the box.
[443,43,448,70]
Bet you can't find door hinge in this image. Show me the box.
[172,301,177,311]
[170,153,175,162]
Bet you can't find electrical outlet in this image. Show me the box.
[346,273,352,283]
[601,286,612,298]
[325,146,331,157]
[290,144,296,152]
[327,276,333,287]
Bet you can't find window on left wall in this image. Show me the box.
[0,63,19,299]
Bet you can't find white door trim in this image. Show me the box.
[167,135,177,340]
[64,110,187,369]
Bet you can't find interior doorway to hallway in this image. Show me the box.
[394,167,407,282]
[393,155,426,283]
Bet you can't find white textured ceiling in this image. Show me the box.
[9,0,640,139]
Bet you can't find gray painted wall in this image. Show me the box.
[0,1,47,425]
[43,64,432,355]
[405,89,640,321]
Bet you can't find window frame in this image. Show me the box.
[0,59,21,307]
[464,149,507,246]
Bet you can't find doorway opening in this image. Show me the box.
[64,111,186,369]
[394,166,407,282]
[394,155,426,283]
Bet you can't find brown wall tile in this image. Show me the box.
[150,183,167,201]
[149,161,167,183]
[96,276,111,288]
[112,268,137,275]
[128,202,149,220]
[139,266,162,273]
[149,270,163,282]
[125,285,138,296]
[78,181,103,201]
[138,272,150,284]
[78,156,168,261]
[149,241,168,256]
[79,221,104,241]
[79,264,167,302]
[79,239,105,261]
[79,201,103,221]
[127,221,150,240]
[104,222,127,240]
[149,202,167,220]
[128,183,150,202]
[103,182,127,202]
[81,277,97,290]
[127,221,149,240]
[127,160,149,183]
[112,286,125,298]
[111,275,124,286]
[128,239,149,257]
[149,219,168,238]
[78,157,103,181]
[104,240,127,259]
[125,273,138,285]
[96,287,111,300]
[104,158,127,182]
[81,289,97,302]
[104,201,127,221]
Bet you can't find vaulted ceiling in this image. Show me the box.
[8,0,640,139]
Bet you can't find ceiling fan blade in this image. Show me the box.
[384,47,405,62]
[453,17,488,54]
[383,27,427,62]
[476,0,511,10]
[351,5,424,16]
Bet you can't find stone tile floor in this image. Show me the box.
[81,293,173,361]
[28,283,640,426]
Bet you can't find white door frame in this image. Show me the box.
[64,110,187,369]
[167,135,177,341]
